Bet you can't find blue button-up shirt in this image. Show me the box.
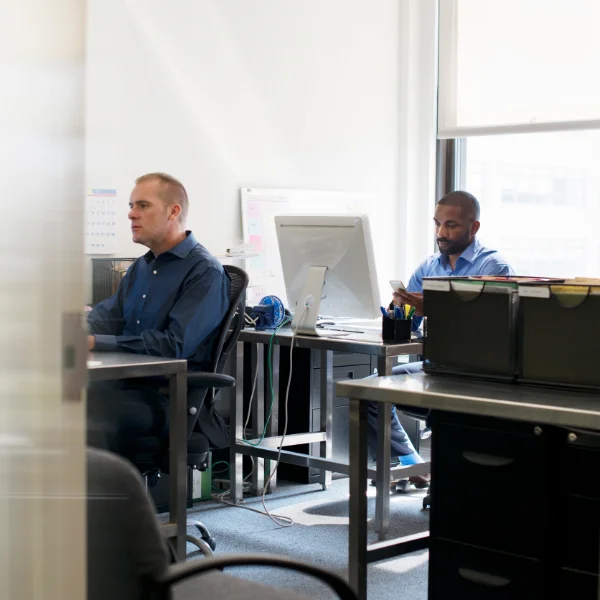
[407,238,514,293]
[88,231,230,371]
[407,239,514,331]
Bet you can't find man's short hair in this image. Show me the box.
[135,172,189,221]
[437,190,480,221]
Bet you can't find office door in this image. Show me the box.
[0,1,87,598]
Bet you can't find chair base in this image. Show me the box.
[191,520,217,551]
[186,535,214,557]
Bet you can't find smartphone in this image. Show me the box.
[389,280,406,293]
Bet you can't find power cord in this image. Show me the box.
[242,316,291,447]
[212,305,310,527]
[244,313,258,326]
[258,304,309,526]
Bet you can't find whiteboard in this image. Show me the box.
[240,187,374,306]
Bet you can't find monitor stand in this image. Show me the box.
[291,266,347,337]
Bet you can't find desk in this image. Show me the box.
[336,372,600,600]
[228,328,425,535]
[87,352,188,560]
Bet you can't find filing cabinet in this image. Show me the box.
[429,412,600,599]
[429,539,545,600]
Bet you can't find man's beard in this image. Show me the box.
[437,233,471,257]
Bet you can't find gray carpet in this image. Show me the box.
[168,478,430,599]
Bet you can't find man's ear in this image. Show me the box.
[168,204,182,221]
[471,220,481,236]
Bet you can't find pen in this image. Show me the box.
[404,304,410,318]
[407,306,416,319]
[380,306,389,318]
[394,306,403,319]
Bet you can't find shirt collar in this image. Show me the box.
[437,238,481,267]
[144,231,198,262]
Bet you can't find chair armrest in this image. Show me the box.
[187,372,235,389]
[153,554,356,600]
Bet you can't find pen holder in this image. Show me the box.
[382,315,412,343]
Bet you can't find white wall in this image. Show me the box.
[86,0,437,302]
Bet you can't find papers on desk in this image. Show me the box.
[87,360,102,367]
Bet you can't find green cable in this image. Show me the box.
[211,460,230,475]
[242,316,292,447]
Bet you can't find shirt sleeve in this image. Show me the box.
[406,262,427,331]
[87,273,128,336]
[93,266,230,359]
[406,260,427,293]
[480,257,515,277]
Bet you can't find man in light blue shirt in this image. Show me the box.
[368,191,514,486]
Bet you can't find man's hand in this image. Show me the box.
[88,335,96,351]
[392,290,424,317]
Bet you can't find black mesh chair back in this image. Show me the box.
[210,265,248,380]
[184,264,248,438]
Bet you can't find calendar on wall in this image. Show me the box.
[85,188,118,254]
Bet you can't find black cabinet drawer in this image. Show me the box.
[559,569,598,599]
[310,363,372,410]
[561,433,600,500]
[560,495,600,574]
[429,539,544,600]
[431,422,549,557]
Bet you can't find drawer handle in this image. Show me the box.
[462,451,515,467]
[458,568,511,588]
[334,372,354,380]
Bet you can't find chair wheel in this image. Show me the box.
[395,479,411,494]
[423,494,431,509]
[186,535,214,557]
[193,521,217,551]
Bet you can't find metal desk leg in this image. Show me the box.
[251,343,265,496]
[375,403,392,538]
[349,398,369,600]
[229,341,245,504]
[319,349,334,491]
[169,370,187,561]
[374,356,395,538]
[377,356,395,377]
[266,344,280,493]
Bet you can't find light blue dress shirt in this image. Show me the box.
[407,238,514,293]
[406,239,514,331]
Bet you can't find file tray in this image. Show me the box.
[519,279,600,390]
[423,276,521,381]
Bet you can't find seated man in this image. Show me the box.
[368,191,514,483]
[87,172,231,457]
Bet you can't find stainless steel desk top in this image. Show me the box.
[238,328,423,357]
[336,372,600,431]
[87,352,187,382]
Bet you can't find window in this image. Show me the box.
[463,130,600,278]
[438,0,600,137]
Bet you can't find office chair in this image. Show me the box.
[126,264,249,557]
[88,448,357,600]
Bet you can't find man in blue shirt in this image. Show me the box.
[368,191,514,485]
[87,173,231,455]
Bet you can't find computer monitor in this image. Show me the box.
[274,214,380,335]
